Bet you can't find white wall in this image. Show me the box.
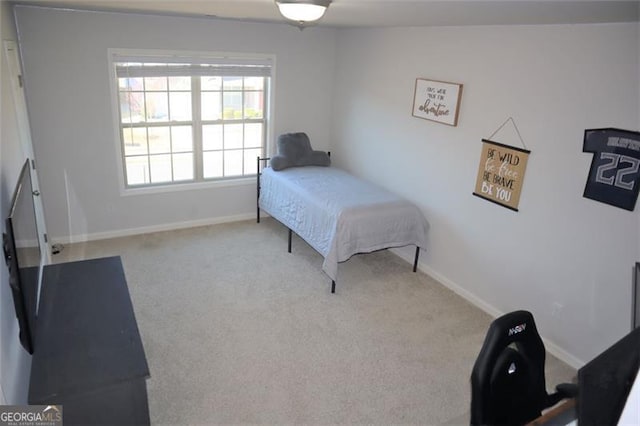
[13,5,336,242]
[331,23,640,365]
[12,5,640,366]
[1,0,32,404]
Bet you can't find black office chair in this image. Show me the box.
[470,310,577,425]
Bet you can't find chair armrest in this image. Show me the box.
[546,383,578,407]
[556,383,579,398]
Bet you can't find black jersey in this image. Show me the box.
[583,128,640,211]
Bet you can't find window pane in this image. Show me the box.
[244,123,262,148]
[223,92,242,120]
[172,126,193,153]
[149,154,172,183]
[244,77,263,90]
[122,127,132,152]
[201,92,222,121]
[148,126,171,154]
[172,153,194,181]
[224,150,243,176]
[119,77,143,91]
[120,92,145,123]
[244,148,261,175]
[145,76,167,91]
[203,124,223,151]
[201,76,221,91]
[169,76,190,91]
[123,127,148,156]
[244,92,263,119]
[132,128,148,154]
[203,151,223,179]
[126,156,149,186]
[224,124,243,149]
[170,92,192,121]
[145,92,168,121]
[223,76,242,90]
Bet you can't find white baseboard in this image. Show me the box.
[53,213,258,245]
[390,247,584,369]
[420,262,504,319]
[543,339,584,370]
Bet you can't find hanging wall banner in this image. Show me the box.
[473,139,531,211]
[583,128,640,211]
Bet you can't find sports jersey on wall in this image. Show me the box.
[583,128,640,211]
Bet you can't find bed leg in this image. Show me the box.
[288,229,292,253]
[331,280,336,294]
[413,247,420,272]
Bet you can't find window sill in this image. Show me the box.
[120,176,255,197]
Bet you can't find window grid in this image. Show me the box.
[117,70,267,188]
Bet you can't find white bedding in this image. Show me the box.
[258,166,430,280]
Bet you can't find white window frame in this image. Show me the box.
[107,48,276,195]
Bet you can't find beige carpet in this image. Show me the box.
[54,218,575,424]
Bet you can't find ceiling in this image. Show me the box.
[11,0,640,28]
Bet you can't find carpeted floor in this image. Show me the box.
[53,218,575,424]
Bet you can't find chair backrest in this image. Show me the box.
[470,310,549,425]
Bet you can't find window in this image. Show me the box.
[111,51,272,189]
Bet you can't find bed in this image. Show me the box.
[257,159,430,293]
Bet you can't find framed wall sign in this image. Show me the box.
[473,139,531,211]
[412,78,463,126]
[583,128,640,211]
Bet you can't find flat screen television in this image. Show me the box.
[2,159,42,354]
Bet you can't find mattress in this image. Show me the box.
[258,166,430,280]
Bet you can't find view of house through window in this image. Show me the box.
[112,53,271,188]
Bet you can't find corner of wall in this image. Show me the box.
[1,0,32,406]
[0,0,5,408]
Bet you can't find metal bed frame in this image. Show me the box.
[256,156,421,293]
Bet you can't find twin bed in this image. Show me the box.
[256,140,430,293]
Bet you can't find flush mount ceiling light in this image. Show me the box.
[275,0,332,28]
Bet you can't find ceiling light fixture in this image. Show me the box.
[275,0,332,28]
